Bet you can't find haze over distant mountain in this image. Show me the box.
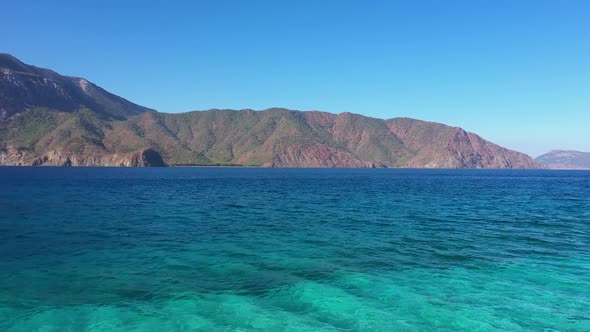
[0,54,540,168]
[535,150,590,169]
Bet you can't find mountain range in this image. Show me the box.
[535,150,590,169]
[0,53,541,168]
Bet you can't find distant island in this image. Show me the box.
[0,53,540,168]
[535,150,590,169]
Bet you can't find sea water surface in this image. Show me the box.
[0,168,589,331]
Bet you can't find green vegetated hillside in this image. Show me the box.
[0,53,539,168]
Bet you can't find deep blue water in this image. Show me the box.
[0,168,589,331]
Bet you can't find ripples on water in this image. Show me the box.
[0,168,589,331]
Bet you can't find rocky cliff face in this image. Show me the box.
[0,54,541,168]
[265,143,379,168]
[427,128,539,169]
[0,146,165,167]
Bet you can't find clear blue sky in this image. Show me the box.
[3,0,589,156]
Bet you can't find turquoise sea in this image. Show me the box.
[0,168,588,331]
